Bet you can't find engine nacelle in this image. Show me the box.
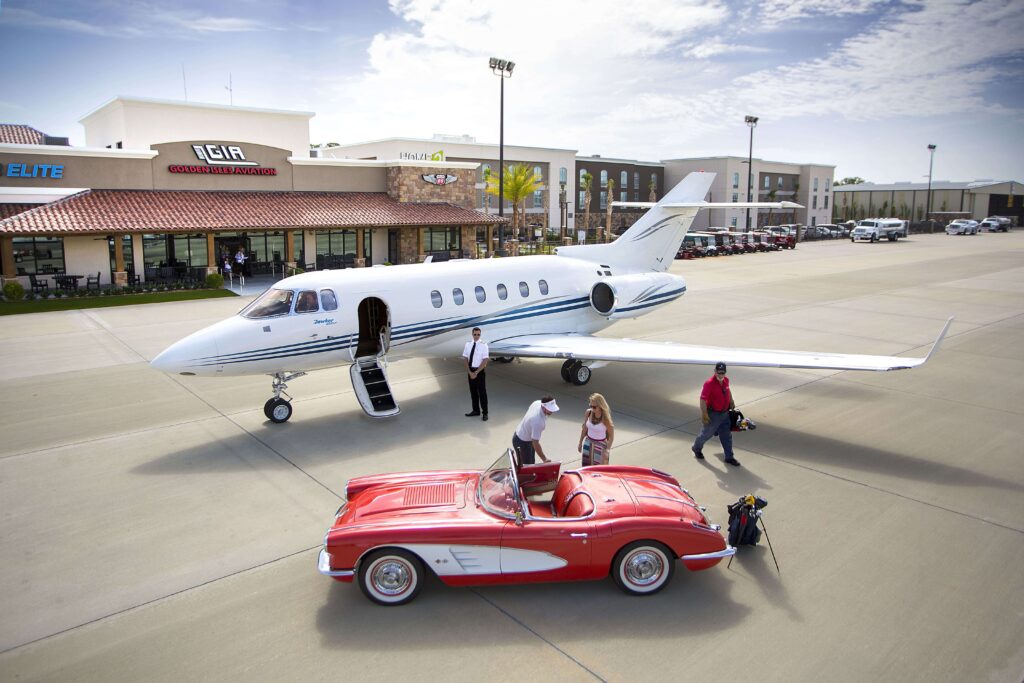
[589,272,686,319]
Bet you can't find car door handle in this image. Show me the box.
[570,533,588,538]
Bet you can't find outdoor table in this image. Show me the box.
[54,274,83,290]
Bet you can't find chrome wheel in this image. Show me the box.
[612,541,674,595]
[358,549,423,606]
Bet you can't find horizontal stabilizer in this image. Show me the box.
[613,200,804,211]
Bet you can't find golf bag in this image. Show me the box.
[727,495,768,546]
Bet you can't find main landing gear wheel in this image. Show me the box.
[560,359,576,382]
[264,397,293,423]
[612,540,675,596]
[358,548,423,606]
[571,362,592,386]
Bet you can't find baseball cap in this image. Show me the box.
[715,362,727,373]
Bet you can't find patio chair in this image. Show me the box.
[29,274,49,294]
[86,272,101,290]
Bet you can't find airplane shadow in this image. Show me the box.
[135,357,1023,495]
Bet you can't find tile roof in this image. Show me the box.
[0,204,37,220]
[0,190,507,235]
[0,125,48,145]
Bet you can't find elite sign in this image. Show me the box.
[3,162,64,178]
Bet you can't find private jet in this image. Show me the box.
[151,172,951,423]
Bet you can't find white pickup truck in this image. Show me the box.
[851,218,908,242]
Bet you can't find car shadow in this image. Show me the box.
[314,568,755,651]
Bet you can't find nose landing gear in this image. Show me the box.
[264,371,307,423]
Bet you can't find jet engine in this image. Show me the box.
[589,272,686,320]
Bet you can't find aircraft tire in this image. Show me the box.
[265,397,293,423]
[560,359,575,382]
[571,362,592,386]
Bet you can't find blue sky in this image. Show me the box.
[1,0,1022,183]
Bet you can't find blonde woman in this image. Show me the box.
[578,393,614,466]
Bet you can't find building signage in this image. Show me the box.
[3,162,64,178]
[401,149,445,161]
[422,173,457,186]
[168,143,277,175]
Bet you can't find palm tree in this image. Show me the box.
[580,171,594,241]
[648,178,657,202]
[486,164,542,241]
[605,178,616,243]
[764,188,778,226]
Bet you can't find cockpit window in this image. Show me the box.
[295,290,319,313]
[241,288,294,319]
[320,289,338,311]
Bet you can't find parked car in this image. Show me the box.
[946,219,979,235]
[980,217,1011,232]
[318,450,734,605]
[852,218,908,242]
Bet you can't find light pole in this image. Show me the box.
[926,144,936,232]
[744,116,758,230]
[559,180,567,241]
[490,57,515,255]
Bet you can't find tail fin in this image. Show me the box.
[556,171,715,272]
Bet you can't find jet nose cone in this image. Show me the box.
[151,335,218,375]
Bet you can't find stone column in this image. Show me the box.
[112,235,127,287]
[284,230,296,272]
[205,233,218,276]
[356,228,365,266]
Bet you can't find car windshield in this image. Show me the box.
[477,450,522,519]
[241,288,294,318]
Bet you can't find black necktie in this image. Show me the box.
[469,342,477,369]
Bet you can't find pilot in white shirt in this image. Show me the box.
[462,327,489,421]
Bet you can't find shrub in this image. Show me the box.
[3,280,25,301]
[205,273,224,289]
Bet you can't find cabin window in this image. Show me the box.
[242,288,294,319]
[320,289,338,311]
[497,283,508,300]
[539,279,549,295]
[519,281,530,297]
[430,290,443,308]
[475,286,486,303]
[295,290,319,313]
[453,288,465,305]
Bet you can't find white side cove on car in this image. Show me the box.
[151,171,953,422]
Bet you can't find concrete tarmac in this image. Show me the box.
[1,232,1022,682]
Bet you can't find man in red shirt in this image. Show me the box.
[692,361,740,467]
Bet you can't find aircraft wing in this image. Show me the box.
[490,317,952,372]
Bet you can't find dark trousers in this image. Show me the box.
[468,369,488,415]
[512,434,535,465]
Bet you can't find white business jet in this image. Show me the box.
[151,171,951,423]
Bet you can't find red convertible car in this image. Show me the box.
[318,450,734,605]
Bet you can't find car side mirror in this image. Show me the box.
[514,511,524,526]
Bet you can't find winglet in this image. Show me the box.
[922,316,954,364]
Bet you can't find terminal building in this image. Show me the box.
[0,97,503,289]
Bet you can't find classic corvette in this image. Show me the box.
[318,449,735,605]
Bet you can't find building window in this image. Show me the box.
[559,167,567,183]
[812,196,818,209]
[481,163,490,180]
[534,166,542,181]
[519,281,530,297]
[600,170,607,188]
[778,176,784,190]
[600,191,607,209]
[812,216,817,226]
[633,172,639,189]
[814,177,819,192]
[497,283,508,300]
[11,236,65,275]
[825,179,830,192]
[620,191,627,203]
[475,286,486,303]
[650,173,657,189]
[732,192,738,203]
[579,168,586,184]
[314,229,371,267]
[620,171,628,187]
[539,279,549,295]
[764,176,770,190]
[430,290,442,308]
[824,195,829,209]
[730,217,737,227]
[424,227,460,253]
[633,191,639,201]
[732,173,739,189]
[579,191,586,210]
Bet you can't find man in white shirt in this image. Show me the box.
[462,327,489,421]
[512,395,559,465]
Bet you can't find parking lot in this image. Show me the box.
[1,232,1023,682]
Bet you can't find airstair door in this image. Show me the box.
[349,296,400,417]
